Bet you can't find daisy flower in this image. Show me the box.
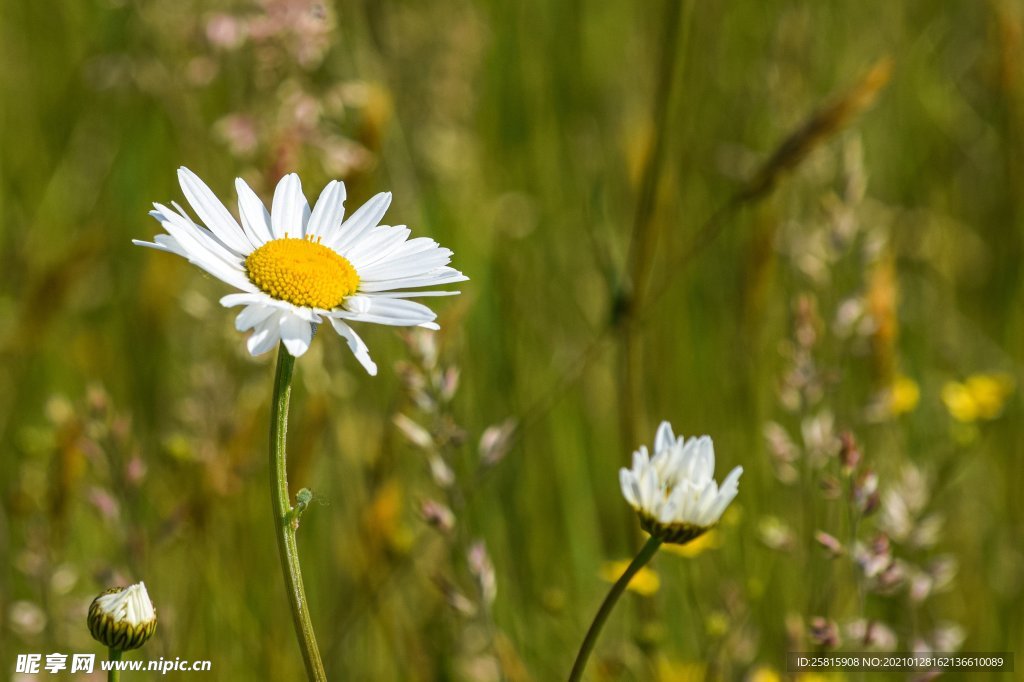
[135,168,467,374]
[619,421,742,545]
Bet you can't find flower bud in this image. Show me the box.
[87,582,156,651]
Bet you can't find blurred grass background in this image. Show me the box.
[2,0,1023,679]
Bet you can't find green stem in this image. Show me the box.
[270,345,327,682]
[107,647,121,682]
[568,536,663,681]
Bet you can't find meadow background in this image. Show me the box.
[2,0,1023,679]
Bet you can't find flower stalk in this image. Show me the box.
[107,648,122,682]
[568,535,663,682]
[270,345,327,682]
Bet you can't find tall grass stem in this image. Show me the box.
[616,0,689,453]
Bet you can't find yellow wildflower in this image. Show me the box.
[599,560,660,596]
[942,373,1014,422]
[748,666,782,682]
[662,529,722,558]
[656,656,704,681]
[888,375,920,415]
[965,374,1015,418]
[705,610,729,637]
[364,479,413,552]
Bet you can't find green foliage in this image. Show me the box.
[2,0,1022,679]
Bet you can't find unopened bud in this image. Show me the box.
[87,582,156,651]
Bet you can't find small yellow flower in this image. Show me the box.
[942,382,976,422]
[655,656,704,681]
[887,375,920,415]
[364,479,413,552]
[965,374,1015,418]
[705,610,728,637]
[748,666,782,682]
[942,373,1014,422]
[599,561,660,596]
[662,530,722,558]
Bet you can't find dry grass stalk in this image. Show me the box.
[742,57,894,201]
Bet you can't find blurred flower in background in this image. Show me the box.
[4,0,1024,678]
[941,373,1015,423]
[598,560,660,596]
[886,374,920,416]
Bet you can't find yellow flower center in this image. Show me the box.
[244,236,359,309]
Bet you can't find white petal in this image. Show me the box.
[632,446,650,471]
[705,466,743,522]
[336,296,437,328]
[235,178,273,246]
[693,482,719,526]
[678,437,701,482]
[221,292,270,308]
[357,244,453,281]
[619,469,638,507]
[327,318,377,375]
[177,167,252,254]
[271,173,310,239]
[666,444,687,486]
[357,267,468,292]
[342,225,412,270]
[674,481,698,521]
[147,208,254,292]
[368,290,462,298]
[660,486,685,523]
[132,238,181,256]
[152,234,187,255]
[221,294,322,324]
[234,303,277,332]
[720,465,744,491]
[280,314,314,357]
[151,204,243,271]
[247,314,283,356]
[695,436,715,482]
[640,466,659,513]
[654,421,675,454]
[306,180,347,240]
[327,192,391,252]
